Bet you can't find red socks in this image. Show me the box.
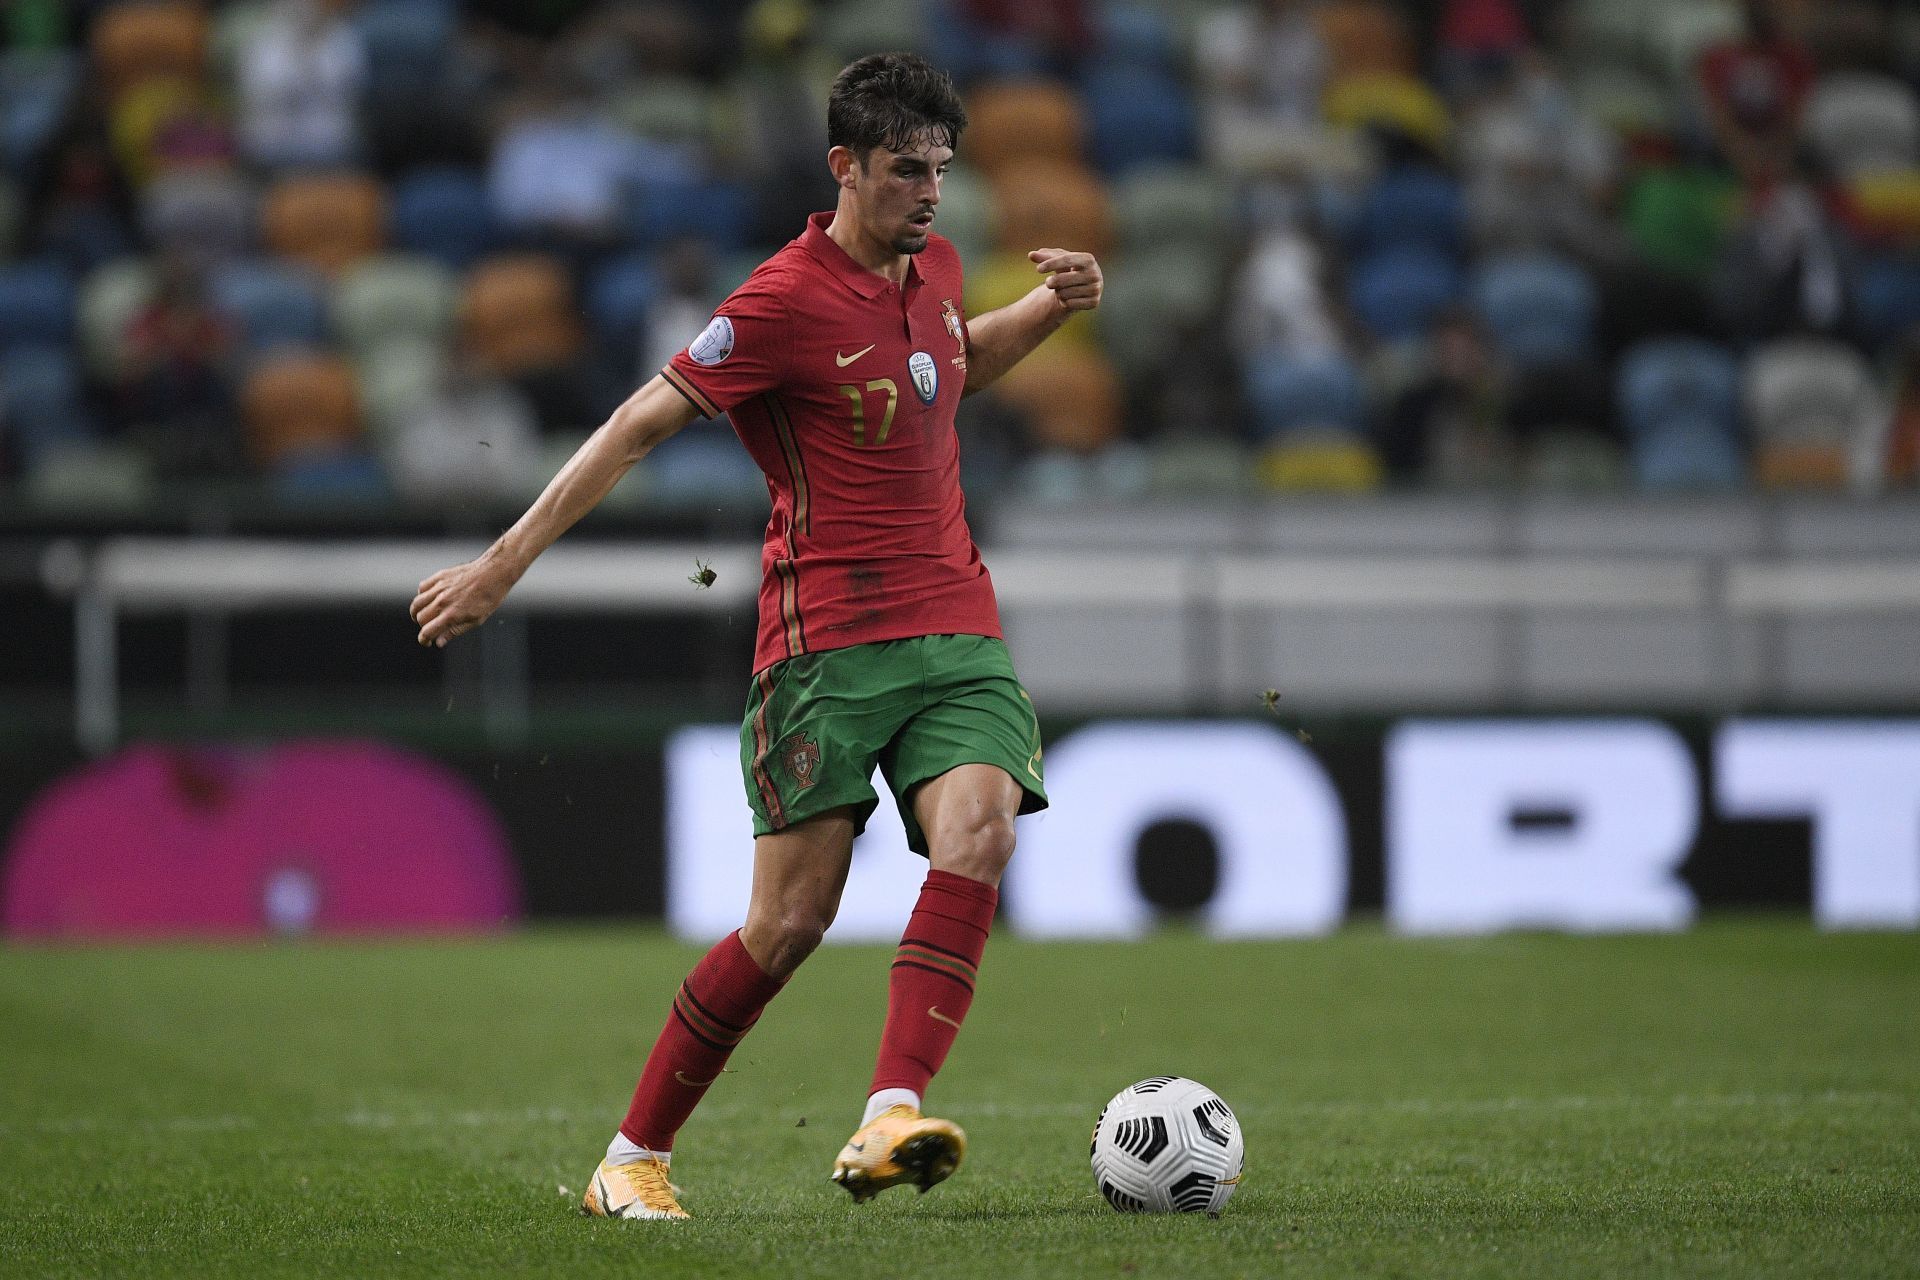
[870,869,999,1096]
[619,930,785,1151]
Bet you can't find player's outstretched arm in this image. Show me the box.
[409,375,700,648]
[962,247,1102,396]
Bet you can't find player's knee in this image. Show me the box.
[934,812,1017,884]
[744,910,830,979]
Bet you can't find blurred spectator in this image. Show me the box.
[1378,307,1512,484]
[236,0,368,171]
[23,136,137,271]
[1714,173,1857,347]
[111,78,237,186]
[487,80,646,259]
[957,0,1092,75]
[728,0,835,244]
[1435,0,1532,98]
[387,352,540,502]
[1197,0,1338,177]
[1233,227,1346,358]
[1696,0,1816,185]
[116,253,240,476]
[639,239,722,381]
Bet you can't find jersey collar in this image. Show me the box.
[801,211,921,300]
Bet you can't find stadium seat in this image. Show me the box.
[990,160,1114,260]
[1318,0,1415,81]
[140,170,256,262]
[1245,348,1366,439]
[1080,62,1197,175]
[356,336,446,437]
[639,430,767,504]
[262,174,389,276]
[1617,337,1742,441]
[1633,419,1746,490]
[990,344,1123,453]
[25,440,154,507]
[1355,167,1464,256]
[208,261,328,352]
[332,255,457,362]
[270,449,388,501]
[1847,170,1920,242]
[0,259,76,352]
[240,350,364,467]
[461,254,582,378]
[1744,337,1885,457]
[1470,252,1599,369]
[1145,436,1252,497]
[963,82,1085,177]
[89,1,208,101]
[1570,65,1675,140]
[585,253,662,356]
[1523,431,1627,491]
[1568,0,1665,67]
[1,48,77,172]
[927,167,996,264]
[391,167,496,270]
[1803,73,1920,179]
[1323,74,1450,152]
[1096,245,1219,371]
[1112,163,1232,256]
[77,258,157,378]
[1348,246,1463,342]
[1852,257,1920,348]
[813,0,928,66]
[612,77,712,150]
[355,0,456,96]
[0,344,93,464]
[627,178,753,252]
[1096,5,1182,74]
[1256,433,1384,492]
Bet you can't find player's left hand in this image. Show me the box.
[1030,248,1102,314]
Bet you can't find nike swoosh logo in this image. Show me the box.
[928,1006,962,1030]
[835,344,876,367]
[675,1071,718,1087]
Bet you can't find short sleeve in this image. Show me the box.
[661,279,792,418]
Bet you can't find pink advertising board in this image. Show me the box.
[2,740,519,939]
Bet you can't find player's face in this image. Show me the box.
[854,138,953,255]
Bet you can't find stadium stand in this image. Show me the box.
[1,0,1916,501]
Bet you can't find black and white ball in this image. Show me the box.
[1090,1077,1244,1215]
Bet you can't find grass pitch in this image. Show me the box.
[1,919,1916,1279]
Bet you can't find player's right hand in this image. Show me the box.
[410,556,515,648]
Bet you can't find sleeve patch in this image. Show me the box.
[688,315,735,366]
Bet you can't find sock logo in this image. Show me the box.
[927,1006,962,1030]
[674,1071,719,1087]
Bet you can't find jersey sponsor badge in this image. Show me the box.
[908,351,938,404]
[688,315,735,366]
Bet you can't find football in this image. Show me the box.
[1089,1076,1245,1215]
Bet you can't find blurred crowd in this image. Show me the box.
[1,0,1918,510]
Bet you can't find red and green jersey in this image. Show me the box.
[664,212,1001,675]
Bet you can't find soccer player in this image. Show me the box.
[409,52,1102,1220]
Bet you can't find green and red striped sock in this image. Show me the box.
[870,869,998,1097]
[619,929,784,1151]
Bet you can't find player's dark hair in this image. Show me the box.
[828,53,966,162]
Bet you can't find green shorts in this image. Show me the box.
[739,633,1048,854]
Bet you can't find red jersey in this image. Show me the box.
[663,212,1001,674]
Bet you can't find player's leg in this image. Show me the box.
[831,635,1048,1201]
[585,810,857,1220]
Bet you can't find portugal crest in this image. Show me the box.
[779,732,821,789]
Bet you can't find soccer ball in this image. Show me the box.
[1089,1076,1244,1215]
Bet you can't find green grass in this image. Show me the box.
[2,920,1916,1278]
